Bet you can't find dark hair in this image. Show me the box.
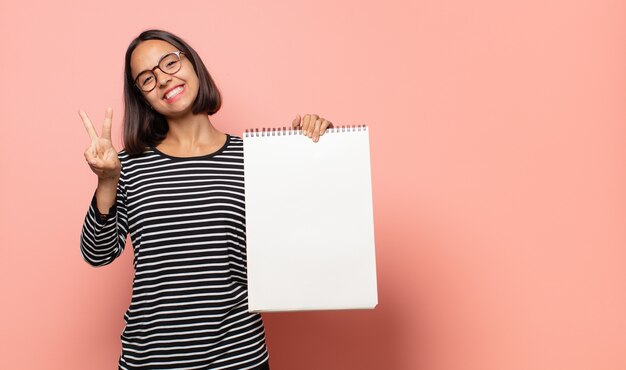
[122,29,222,156]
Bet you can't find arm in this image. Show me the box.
[79,173,129,267]
[77,107,127,267]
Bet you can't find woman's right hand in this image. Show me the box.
[79,107,121,182]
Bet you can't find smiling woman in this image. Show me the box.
[78,28,333,370]
[122,30,223,157]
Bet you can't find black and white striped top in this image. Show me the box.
[80,135,269,370]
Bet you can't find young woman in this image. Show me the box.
[79,29,333,370]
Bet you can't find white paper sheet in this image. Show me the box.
[243,127,378,312]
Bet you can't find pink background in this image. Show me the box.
[1,0,625,369]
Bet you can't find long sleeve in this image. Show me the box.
[79,171,129,267]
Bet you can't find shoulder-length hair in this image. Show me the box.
[122,29,222,156]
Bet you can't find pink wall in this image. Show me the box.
[1,0,625,369]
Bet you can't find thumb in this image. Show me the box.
[90,157,101,167]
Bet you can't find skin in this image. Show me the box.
[79,39,333,213]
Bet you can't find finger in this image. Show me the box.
[308,115,319,137]
[312,119,322,142]
[79,110,99,142]
[301,114,311,135]
[94,139,107,158]
[102,150,120,170]
[101,107,113,140]
[88,162,104,175]
[306,114,319,137]
[292,114,301,129]
[319,119,331,136]
[88,155,115,173]
[320,120,335,135]
[86,155,103,169]
[86,154,101,169]
[84,146,98,166]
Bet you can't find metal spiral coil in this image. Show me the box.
[244,125,367,137]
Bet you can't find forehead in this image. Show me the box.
[130,40,178,76]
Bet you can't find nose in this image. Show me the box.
[154,69,172,86]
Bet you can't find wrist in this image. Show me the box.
[98,174,119,186]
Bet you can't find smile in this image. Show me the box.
[164,85,185,101]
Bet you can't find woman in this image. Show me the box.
[79,29,333,370]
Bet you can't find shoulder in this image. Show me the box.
[228,134,243,143]
[117,148,143,163]
[225,134,244,149]
[218,134,244,159]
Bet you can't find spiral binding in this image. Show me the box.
[244,125,367,137]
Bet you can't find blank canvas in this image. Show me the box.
[243,127,378,312]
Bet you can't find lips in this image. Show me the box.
[163,84,185,100]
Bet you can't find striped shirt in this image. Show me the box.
[80,135,269,369]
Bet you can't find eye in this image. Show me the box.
[142,75,154,86]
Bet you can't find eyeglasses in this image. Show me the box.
[134,51,185,92]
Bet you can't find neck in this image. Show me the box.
[163,112,222,148]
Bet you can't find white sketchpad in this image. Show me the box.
[243,127,378,312]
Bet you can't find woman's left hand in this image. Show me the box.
[292,114,333,143]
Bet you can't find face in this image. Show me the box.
[130,39,199,118]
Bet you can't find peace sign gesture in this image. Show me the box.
[79,107,121,182]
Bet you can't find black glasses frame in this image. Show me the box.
[134,51,185,92]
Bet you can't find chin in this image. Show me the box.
[158,99,189,113]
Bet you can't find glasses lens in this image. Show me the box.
[160,53,182,74]
[136,71,156,92]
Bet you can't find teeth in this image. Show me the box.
[165,86,183,99]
